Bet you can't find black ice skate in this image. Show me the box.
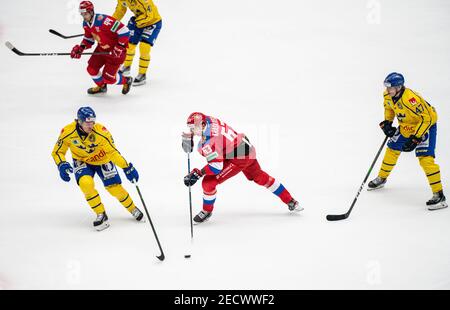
[133,74,146,86]
[427,191,448,211]
[193,210,212,225]
[87,83,107,95]
[367,176,387,191]
[131,207,146,222]
[287,199,303,212]
[94,212,110,231]
[122,77,133,95]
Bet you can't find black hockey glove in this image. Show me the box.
[402,136,421,152]
[182,132,194,153]
[379,120,397,138]
[184,168,203,187]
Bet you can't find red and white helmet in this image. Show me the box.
[187,112,206,135]
[79,1,94,14]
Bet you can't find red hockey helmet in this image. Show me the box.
[79,1,94,14]
[187,112,206,135]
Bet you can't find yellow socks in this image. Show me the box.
[124,43,137,68]
[378,147,401,179]
[78,176,105,214]
[419,156,443,193]
[106,184,136,213]
[138,42,151,75]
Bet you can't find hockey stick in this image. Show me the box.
[133,182,165,261]
[326,135,389,221]
[184,152,194,259]
[49,29,83,39]
[4,41,108,56]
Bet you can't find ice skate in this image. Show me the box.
[193,210,212,225]
[87,84,107,95]
[131,207,146,222]
[93,212,110,231]
[133,74,146,86]
[287,199,303,212]
[122,76,133,95]
[427,191,448,211]
[120,65,131,76]
[367,176,387,191]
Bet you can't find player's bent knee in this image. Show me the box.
[87,66,99,76]
[105,184,127,198]
[253,171,270,186]
[78,175,95,193]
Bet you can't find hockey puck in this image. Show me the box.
[184,255,191,258]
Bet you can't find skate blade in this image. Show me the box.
[367,185,385,191]
[428,201,449,211]
[95,221,110,231]
[291,206,304,212]
[132,80,146,87]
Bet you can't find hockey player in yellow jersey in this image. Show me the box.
[51,107,145,230]
[368,73,447,210]
[113,0,162,86]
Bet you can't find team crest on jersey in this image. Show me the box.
[408,97,417,105]
[416,104,424,114]
[89,134,96,143]
[72,139,80,145]
[397,101,403,109]
[97,15,104,21]
[397,113,406,123]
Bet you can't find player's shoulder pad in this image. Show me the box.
[59,121,77,138]
[402,88,421,106]
[94,123,110,134]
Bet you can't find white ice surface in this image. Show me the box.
[0,0,449,289]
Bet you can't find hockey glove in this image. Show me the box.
[379,120,397,138]
[58,162,73,182]
[182,132,194,153]
[111,44,127,64]
[184,168,203,187]
[124,163,139,183]
[70,44,85,59]
[402,136,421,152]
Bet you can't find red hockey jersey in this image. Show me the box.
[81,13,130,51]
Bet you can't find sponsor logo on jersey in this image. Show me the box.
[60,128,64,134]
[202,144,213,155]
[408,97,417,105]
[102,126,108,132]
[87,149,106,162]
[403,125,415,132]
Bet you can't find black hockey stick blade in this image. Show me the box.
[49,29,83,39]
[326,213,349,221]
[5,41,25,56]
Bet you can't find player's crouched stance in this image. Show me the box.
[51,107,145,231]
[368,73,448,211]
[181,112,303,224]
[71,1,133,95]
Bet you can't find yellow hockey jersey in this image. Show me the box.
[113,0,162,28]
[51,121,129,168]
[383,88,438,138]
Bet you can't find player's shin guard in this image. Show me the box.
[378,147,401,179]
[90,71,105,86]
[202,190,216,213]
[124,43,136,68]
[265,177,293,204]
[106,184,136,213]
[138,42,151,75]
[79,176,105,214]
[419,156,443,193]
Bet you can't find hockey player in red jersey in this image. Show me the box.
[182,112,303,224]
[71,1,133,95]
